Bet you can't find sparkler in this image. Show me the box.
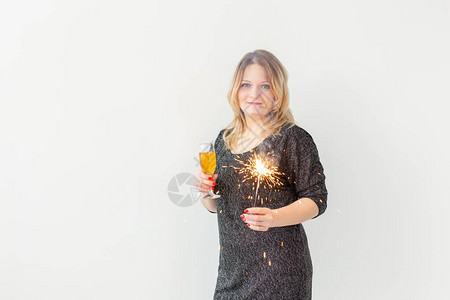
[233,151,284,206]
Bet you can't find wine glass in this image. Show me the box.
[199,143,220,199]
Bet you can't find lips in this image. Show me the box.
[247,102,262,105]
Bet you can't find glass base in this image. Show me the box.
[203,193,221,199]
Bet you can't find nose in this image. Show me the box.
[249,85,262,99]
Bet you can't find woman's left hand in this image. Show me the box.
[240,207,275,231]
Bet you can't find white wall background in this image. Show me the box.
[1,0,449,299]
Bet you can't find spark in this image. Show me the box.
[232,151,284,206]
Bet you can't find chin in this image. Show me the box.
[244,111,270,119]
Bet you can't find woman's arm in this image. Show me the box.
[240,197,320,231]
[271,197,319,227]
[240,126,327,231]
[200,196,217,213]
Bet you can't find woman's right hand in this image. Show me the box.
[195,170,218,196]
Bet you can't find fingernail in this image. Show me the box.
[247,224,250,227]
[244,210,248,213]
[208,177,212,180]
[240,214,243,218]
[242,218,246,221]
[212,182,216,186]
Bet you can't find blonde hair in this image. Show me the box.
[223,49,295,150]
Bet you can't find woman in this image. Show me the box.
[196,49,327,299]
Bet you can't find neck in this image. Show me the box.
[244,114,272,138]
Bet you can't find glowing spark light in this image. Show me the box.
[232,151,284,206]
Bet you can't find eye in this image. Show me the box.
[262,84,271,89]
[241,83,250,87]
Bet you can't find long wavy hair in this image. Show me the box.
[223,49,295,151]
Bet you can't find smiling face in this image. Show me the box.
[238,64,276,122]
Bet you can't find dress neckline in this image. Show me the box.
[229,137,269,155]
[224,122,292,155]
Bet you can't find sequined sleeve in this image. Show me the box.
[214,129,226,162]
[284,126,328,218]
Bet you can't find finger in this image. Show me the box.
[245,208,270,218]
[198,171,215,183]
[202,178,214,188]
[202,174,213,181]
[241,214,269,227]
[196,171,216,193]
[200,182,213,193]
[195,173,207,184]
[243,207,267,215]
[242,213,262,223]
[194,173,208,189]
[244,218,266,227]
[196,169,206,178]
[194,174,205,193]
[196,170,212,181]
[246,223,268,232]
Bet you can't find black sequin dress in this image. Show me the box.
[210,122,328,300]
